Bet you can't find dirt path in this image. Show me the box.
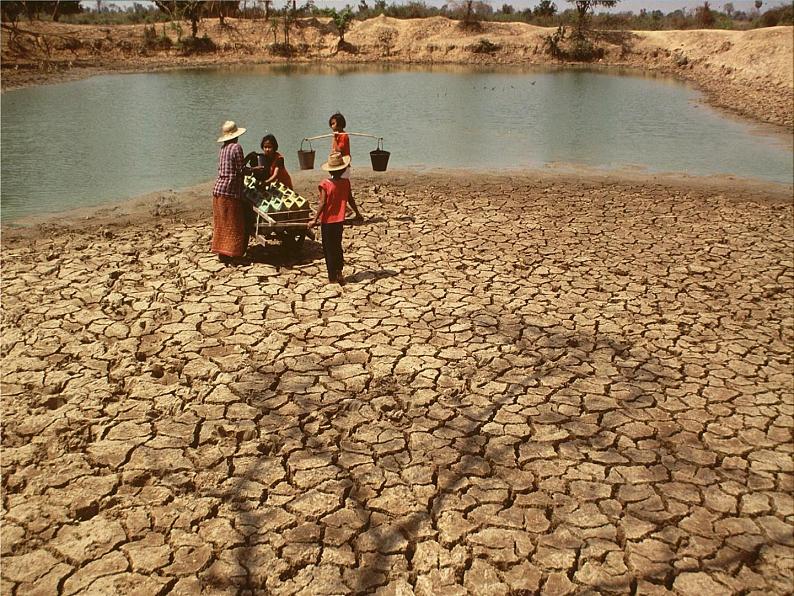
[2,170,792,594]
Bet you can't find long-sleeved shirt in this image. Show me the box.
[212,141,245,199]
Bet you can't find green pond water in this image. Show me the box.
[1,64,792,222]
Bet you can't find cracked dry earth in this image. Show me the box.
[1,171,793,595]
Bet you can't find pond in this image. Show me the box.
[1,64,792,222]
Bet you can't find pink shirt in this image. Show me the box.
[318,178,350,224]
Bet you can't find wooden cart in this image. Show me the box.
[243,178,315,253]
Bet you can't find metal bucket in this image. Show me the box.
[370,138,390,172]
[297,138,315,170]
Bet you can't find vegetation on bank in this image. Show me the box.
[2,0,792,31]
[1,1,791,66]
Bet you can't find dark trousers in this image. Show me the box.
[321,222,344,281]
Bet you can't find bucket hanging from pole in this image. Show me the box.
[370,138,390,172]
[297,138,315,170]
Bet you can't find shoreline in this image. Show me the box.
[3,166,792,242]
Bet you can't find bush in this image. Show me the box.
[269,42,293,56]
[142,24,172,50]
[542,24,567,59]
[568,36,604,61]
[177,34,215,54]
[376,26,397,56]
[470,38,500,53]
[761,5,794,26]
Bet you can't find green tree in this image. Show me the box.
[330,6,354,47]
[566,0,618,40]
[534,0,557,17]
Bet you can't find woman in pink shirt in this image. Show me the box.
[308,152,354,285]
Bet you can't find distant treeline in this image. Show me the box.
[2,1,792,30]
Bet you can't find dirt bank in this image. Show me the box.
[2,17,792,129]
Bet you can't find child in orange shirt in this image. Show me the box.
[308,152,355,285]
[329,112,364,221]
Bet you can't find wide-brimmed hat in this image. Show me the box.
[217,120,246,143]
[321,151,351,172]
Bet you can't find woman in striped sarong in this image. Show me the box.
[212,120,250,263]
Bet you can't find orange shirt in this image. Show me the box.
[318,178,350,224]
[332,132,350,157]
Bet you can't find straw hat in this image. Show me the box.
[321,151,351,172]
[217,120,246,143]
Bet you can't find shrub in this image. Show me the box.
[269,42,293,56]
[542,24,567,59]
[177,33,215,54]
[568,35,604,60]
[761,5,794,26]
[142,24,172,50]
[470,38,500,53]
[376,26,397,56]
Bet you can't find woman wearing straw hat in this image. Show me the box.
[212,120,251,264]
[308,151,354,285]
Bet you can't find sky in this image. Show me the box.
[91,0,790,13]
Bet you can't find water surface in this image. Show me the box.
[2,64,791,221]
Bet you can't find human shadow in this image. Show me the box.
[189,242,787,594]
[346,269,399,284]
[193,311,788,593]
[244,238,324,268]
[347,216,388,226]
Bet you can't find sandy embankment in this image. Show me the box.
[2,170,793,594]
[1,17,792,129]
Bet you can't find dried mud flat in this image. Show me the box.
[1,170,793,595]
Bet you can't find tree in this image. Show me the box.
[153,1,204,38]
[376,26,396,56]
[205,1,239,26]
[534,0,557,17]
[0,1,26,25]
[501,3,514,14]
[330,6,354,48]
[696,1,715,26]
[51,1,83,22]
[463,0,475,24]
[566,0,618,40]
[451,0,490,26]
[723,2,734,17]
[258,0,273,21]
[281,0,291,47]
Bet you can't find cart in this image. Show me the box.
[243,177,314,253]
